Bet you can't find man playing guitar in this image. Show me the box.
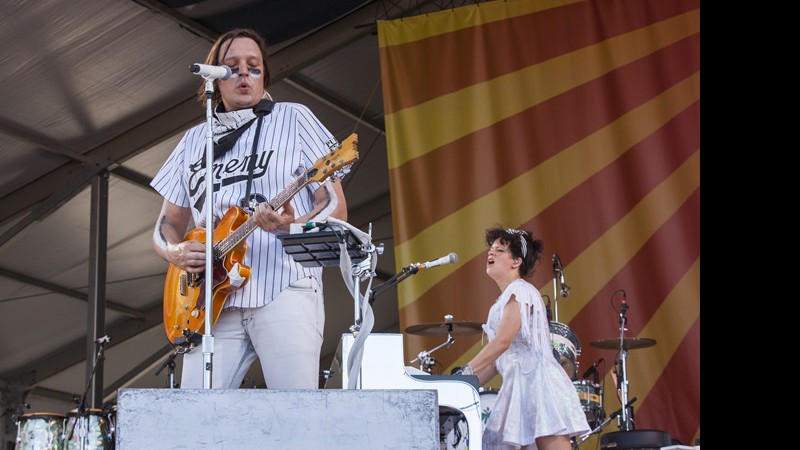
[150,28,348,389]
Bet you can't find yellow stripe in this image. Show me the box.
[620,258,700,409]
[395,72,700,309]
[376,0,584,48]
[693,427,701,444]
[385,9,700,170]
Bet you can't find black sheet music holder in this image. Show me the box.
[277,230,367,268]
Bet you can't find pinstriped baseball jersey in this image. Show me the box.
[151,102,340,309]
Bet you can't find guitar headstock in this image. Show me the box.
[307,133,359,183]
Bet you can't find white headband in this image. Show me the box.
[506,228,527,258]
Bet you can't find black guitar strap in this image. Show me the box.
[240,115,265,212]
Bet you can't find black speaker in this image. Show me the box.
[599,430,672,449]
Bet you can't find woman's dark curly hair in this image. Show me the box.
[485,226,544,278]
[197,28,271,109]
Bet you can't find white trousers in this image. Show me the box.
[180,276,325,389]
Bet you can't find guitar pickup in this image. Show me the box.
[180,274,187,296]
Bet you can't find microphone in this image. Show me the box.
[553,253,570,297]
[95,335,111,345]
[414,253,458,270]
[622,291,628,310]
[189,63,232,80]
[581,357,604,379]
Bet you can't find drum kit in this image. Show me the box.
[404,286,657,448]
[15,407,116,450]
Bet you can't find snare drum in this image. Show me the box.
[573,379,604,428]
[15,413,65,450]
[478,387,500,430]
[549,322,581,380]
[63,408,113,450]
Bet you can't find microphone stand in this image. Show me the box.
[369,264,419,305]
[201,76,216,389]
[67,337,109,449]
[551,253,570,322]
[155,349,180,389]
[552,255,559,322]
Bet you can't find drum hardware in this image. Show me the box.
[573,397,638,448]
[407,315,475,373]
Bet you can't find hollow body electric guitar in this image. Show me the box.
[163,133,358,346]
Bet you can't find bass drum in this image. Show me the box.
[478,387,500,431]
[549,321,581,380]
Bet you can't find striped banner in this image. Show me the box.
[378,0,699,445]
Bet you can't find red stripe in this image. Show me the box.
[381,0,700,114]
[635,319,700,445]
[390,33,701,245]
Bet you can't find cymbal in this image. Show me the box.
[590,337,657,350]
[405,321,483,337]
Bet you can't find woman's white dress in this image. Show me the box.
[482,279,590,449]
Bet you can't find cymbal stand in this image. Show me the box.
[409,315,455,372]
[616,295,633,431]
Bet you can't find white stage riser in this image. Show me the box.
[116,388,439,449]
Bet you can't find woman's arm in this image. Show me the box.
[467,295,521,385]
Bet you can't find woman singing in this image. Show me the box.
[459,227,589,450]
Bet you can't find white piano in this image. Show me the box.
[325,333,483,449]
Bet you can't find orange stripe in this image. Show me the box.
[380,0,700,114]
[636,319,700,445]
[390,34,700,245]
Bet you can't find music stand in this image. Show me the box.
[276,229,368,267]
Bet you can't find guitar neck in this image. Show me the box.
[214,174,308,258]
